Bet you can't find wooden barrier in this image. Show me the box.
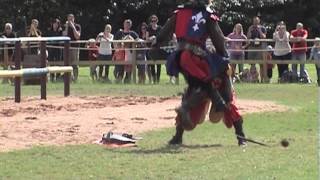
[0,37,71,102]
[0,66,73,78]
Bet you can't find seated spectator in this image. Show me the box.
[112,42,125,83]
[240,66,259,83]
[309,37,320,86]
[87,39,99,81]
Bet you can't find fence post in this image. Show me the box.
[132,42,137,84]
[262,51,268,83]
[64,40,70,96]
[40,41,47,100]
[14,41,21,103]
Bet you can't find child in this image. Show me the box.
[265,45,274,82]
[123,35,134,84]
[309,37,320,86]
[248,65,260,83]
[112,42,125,83]
[87,39,99,81]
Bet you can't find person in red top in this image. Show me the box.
[87,39,99,81]
[290,22,309,80]
[112,42,126,83]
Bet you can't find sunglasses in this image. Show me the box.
[151,20,157,23]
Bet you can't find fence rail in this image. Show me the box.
[1,38,319,84]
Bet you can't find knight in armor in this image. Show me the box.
[152,0,247,146]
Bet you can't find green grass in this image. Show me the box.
[0,65,318,179]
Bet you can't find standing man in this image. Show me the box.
[114,19,139,83]
[290,22,310,82]
[246,16,267,82]
[63,14,81,82]
[153,0,247,146]
[114,19,139,40]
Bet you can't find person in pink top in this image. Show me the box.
[226,23,247,79]
[290,22,309,80]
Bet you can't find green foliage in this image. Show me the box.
[0,0,319,39]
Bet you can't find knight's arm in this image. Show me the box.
[207,19,228,57]
[155,14,176,46]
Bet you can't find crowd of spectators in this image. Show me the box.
[0,13,319,86]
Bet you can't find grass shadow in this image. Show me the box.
[106,143,223,155]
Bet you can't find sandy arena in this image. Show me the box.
[0,96,288,152]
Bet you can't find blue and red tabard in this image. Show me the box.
[175,8,219,46]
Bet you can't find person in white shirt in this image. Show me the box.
[273,23,291,80]
[96,24,114,83]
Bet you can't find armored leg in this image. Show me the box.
[233,118,247,146]
[176,87,207,129]
[168,124,184,145]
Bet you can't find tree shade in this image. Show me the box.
[0,0,319,39]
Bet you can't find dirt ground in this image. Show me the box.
[0,96,288,152]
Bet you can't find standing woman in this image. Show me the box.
[27,19,42,54]
[226,23,247,79]
[146,14,163,84]
[273,23,291,80]
[138,22,149,83]
[96,24,114,83]
[47,18,63,82]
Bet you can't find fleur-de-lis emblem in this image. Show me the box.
[192,12,206,32]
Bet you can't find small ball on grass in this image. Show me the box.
[280,139,289,147]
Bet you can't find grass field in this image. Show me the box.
[0,65,318,179]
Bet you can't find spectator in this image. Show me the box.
[1,23,16,84]
[246,16,267,82]
[113,19,138,83]
[273,22,291,80]
[265,45,274,81]
[309,37,320,86]
[27,19,42,54]
[136,38,147,84]
[226,23,247,80]
[96,24,113,83]
[87,39,99,81]
[27,19,41,37]
[138,22,151,83]
[290,22,310,83]
[165,34,178,85]
[1,23,16,60]
[114,19,139,40]
[63,14,81,82]
[112,42,125,83]
[123,35,135,84]
[47,18,63,82]
[146,14,164,84]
